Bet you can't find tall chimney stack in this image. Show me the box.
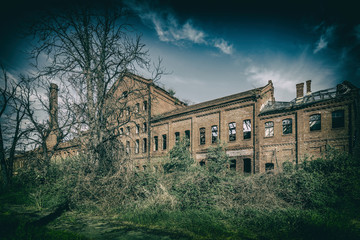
[296,83,304,99]
[306,80,312,95]
[49,83,59,130]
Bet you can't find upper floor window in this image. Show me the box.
[154,136,158,151]
[143,101,148,111]
[126,126,130,135]
[175,132,180,143]
[282,118,292,134]
[122,91,128,98]
[135,124,140,134]
[200,128,206,145]
[126,107,130,116]
[211,125,218,144]
[332,110,344,128]
[143,122,147,133]
[265,121,274,137]
[135,103,140,113]
[119,128,124,135]
[229,122,236,141]
[126,141,130,154]
[310,114,321,131]
[185,130,191,146]
[143,138,147,153]
[120,109,123,117]
[135,139,139,154]
[243,120,251,139]
[162,134,167,150]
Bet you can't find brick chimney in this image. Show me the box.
[296,83,304,99]
[306,80,312,95]
[47,83,59,149]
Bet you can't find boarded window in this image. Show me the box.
[162,134,167,150]
[265,163,274,171]
[310,114,321,131]
[332,110,344,128]
[265,121,274,137]
[243,158,251,173]
[211,125,218,144]
[135,140,139,154]
[229,122,236,141]
[243,120,251,139]
[200,128,206,145]
[230,159,236,171]
[282,118,292,134]
[143,138,147,153]
[154,136,158,151]
[175,132,180,143]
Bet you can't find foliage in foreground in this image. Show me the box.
[2,142,360,239]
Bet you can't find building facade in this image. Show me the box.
[52,74,359,174]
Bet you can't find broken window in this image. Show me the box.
[135,124,140,134]
[265,163,274,171]
[122,91,128,98]
[175,132,180,143]
[199,160,206,166]
[211,125,218,144]
[135,103,140,113]
[265,121,274,137]
[126,126,130,135]
[229,122,236,141]
[332,110,344,128]
[310,114,321,131]
[185,130,190,146]
[143,122,147,133]
[243,158,251,174]
[119,128,124,135]
[230,159,236,171]
[243,120,251,139]
[154,136,158,151]
[126,141,130,155]
[162,134,167,150]
[199,127,206,145]
[143,101,148,111]
[135,139,139,154]
[143,138,147,153]
[282,118,292,134]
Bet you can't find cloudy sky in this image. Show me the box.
[1,0,359,103]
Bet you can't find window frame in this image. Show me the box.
[332,110,344,129]
[199,127,206,145]
[162,134,167,150]
[154,136,159,151]
[229,122,236,141]
[243,119,251,139]
[282,118,292,135]
[309,114,321,131]
[211,125,218,144]
[265,121,274,137]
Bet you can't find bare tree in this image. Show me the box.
[0,66,29,187]
[29,4,163,172]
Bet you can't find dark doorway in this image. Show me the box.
[243,158,251,174]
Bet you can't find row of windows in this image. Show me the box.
[264,110,344,137]
[124,138,148,154]
[119,122,147,136]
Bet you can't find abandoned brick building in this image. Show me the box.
[49,74,360,174]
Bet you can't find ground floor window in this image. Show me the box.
[265,163,274,171]
[230,159,236,171]
[243,158,251,173]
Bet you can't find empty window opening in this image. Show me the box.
[265,163,274,171]
[200,160,206,166]
[162,134,167,150]
[143,101,148,111]
[310,114,321,131]
[282,118,292,134]
[185,130,190,146]
[154,136,159,151]
[120,128,124,135]
[135,124,140,134]
[243,158,251,174]
[143,138,147,153]
[243,120,251,139]
[135,139,139,154]
[332,110,344,128]
[230,159,237,171]
[175,132,180,143]
[126,107,130,115]
[143,122,147,133]
[135,103,140,113]
[126,126,130,135]
[212,125,218,144]
[200,128,206,145]
[229,122,236,141]
[265,121,274,137]
[143,165,147,170]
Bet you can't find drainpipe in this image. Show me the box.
[295,112,298,166]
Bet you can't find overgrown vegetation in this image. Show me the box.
[1,142,360,239]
